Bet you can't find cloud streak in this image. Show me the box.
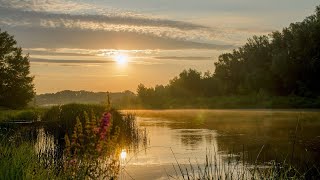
[0,0,223,45]
[154,56,213,61]
[5,26,233,50]
[30,58,113,64]
[0,6,208,30]
[0,2,220,41]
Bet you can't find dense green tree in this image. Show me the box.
[136,5,320,108]
[0,30,34,109]
[169,69,203,97]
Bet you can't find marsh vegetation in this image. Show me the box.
[0,103,146,179]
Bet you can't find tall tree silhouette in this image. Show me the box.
[0,30,34,109]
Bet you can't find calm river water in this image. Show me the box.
[121,110,320,179]
[2,109,320,179]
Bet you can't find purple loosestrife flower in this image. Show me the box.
[99,112,111,140]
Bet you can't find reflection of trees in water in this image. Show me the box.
[215,132,320,171]
[205,133,214,145]
[140,110,320,172]
[176,130,216,150]
[180,133,203,149]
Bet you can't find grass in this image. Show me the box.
[0,103,144,179]
[0,138,113,179]
[168,148,320,180]
[41,103,145,148]
[0,132,60,179]
[0,108,46,122]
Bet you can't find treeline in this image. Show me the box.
[35,90,138,108]
[137,6,320,108]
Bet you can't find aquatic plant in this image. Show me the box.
[63,109,121,179]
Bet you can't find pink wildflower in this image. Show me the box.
[98,112,111,140]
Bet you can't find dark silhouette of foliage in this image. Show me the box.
[137,5,320,108]
[0,30,34,109]
[36,90,137,108]
[214,6,320,97]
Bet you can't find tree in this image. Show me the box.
[135,5,320,108]
[0,30,34,109]
[169,69,203,97]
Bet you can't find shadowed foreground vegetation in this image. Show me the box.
[0,103,145,179]
[171,150,320,180]
[0,108,45,122]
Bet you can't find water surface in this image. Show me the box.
[121,110,320,179]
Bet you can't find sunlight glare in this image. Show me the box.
[120,149,127,160]
[114,54,129,66]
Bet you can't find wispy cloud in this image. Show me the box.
[29,57,162,66]
[0,0,108,15]
[30,58,113,64]
[0,0,240,49]
[0,0,221,43]
[5,26,233,50]
[154,56,213,61]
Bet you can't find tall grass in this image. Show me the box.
[0,108,45,122]
[0,104,146,179]
[0,131,60,179]
[42,103,145,149]
[159,147,320,180]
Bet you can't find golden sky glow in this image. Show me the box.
[1,0,318,94]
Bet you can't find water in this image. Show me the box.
[121,110,320,179]
[1,109,320,179]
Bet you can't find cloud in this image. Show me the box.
[5,26,233,50]
[25,49,94,57]
[30,58,113,64]
[0,6,208,30]
[154,56,213,61]
[0,0,238,49]
[0,0,105,15]
[25,48,159,57]
[0,3,219,43]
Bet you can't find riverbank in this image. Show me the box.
[0,108,46,122]
[124,95,320,110]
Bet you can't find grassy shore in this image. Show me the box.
[135,95,320,109]
[0,108,46,122]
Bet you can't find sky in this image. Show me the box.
[0,0,319,94]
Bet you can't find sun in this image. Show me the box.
[120,149,127,160]
[114,54,129,66]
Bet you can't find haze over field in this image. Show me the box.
[0,0,319,93]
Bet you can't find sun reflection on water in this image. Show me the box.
[120,149,127,160]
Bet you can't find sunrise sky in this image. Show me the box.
[0,0,318,94]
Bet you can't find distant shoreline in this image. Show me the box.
[121,108,320,112]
